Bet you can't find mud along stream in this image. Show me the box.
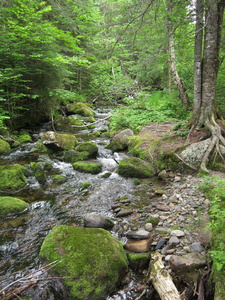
[0,108,164,299]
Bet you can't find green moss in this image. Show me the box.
[147,217,159,227]
[33,141,50,153]
[80,182,91,189]
[52,175,66,184]
[127,253,150,271]
[133,178,141,185]
[0,165,27,191]
[0,196,28,215]
[30,162,47,184]
[118,157,155,178]
[67,102,95,117]
[75,142,98,159]
[39,225,128,300]
[0,138,11,154]
[73,161,102,174]
[55,133,78,150]
[54,116,85,131]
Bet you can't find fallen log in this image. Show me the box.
[148,251,184,300]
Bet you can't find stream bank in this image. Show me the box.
[0,106,213,299]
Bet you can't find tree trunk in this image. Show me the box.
[189,0,225,172]
[166,0,190,107]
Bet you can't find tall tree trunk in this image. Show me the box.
[166,0,190,107]
[190,0,225,172]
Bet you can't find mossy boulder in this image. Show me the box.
[73,161,102,174]
[54,116,85,132]
[0,196,28,216]
[30,162,47,184]
[75,142,98,158]
[40,131,78,151]
[0,138,11,154]
[66,102,95,117]
[12,131,32,147]
[0,165,27,191]
[52,174,66,184]
[106,129,134,152]
[117,157,155,178]
[39,225,128,300]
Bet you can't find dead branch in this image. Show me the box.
[0,261,61,300]
[147,252,184,300]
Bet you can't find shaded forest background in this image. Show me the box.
[1,0,225,130]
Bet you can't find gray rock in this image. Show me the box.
[126,229,151,240]
[84,214,114,230]
[191,242,204,253]
[171,230,185,237]
[168,236,180,245]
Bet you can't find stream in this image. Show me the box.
[0,108,163,300]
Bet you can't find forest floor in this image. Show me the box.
[138,122,225,179]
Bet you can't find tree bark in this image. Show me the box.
[166,0,190,107]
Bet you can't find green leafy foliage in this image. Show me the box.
[109,90,190,132]
[199,176,225,283]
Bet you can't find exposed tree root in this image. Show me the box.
[199,116,225,173]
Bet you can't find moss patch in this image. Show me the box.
[0,196,28,215]
[118,157,155,178]
[73,161,102,174]
[0,138,11,154]
[30,162,47,184]
[0,165,27,191]
[39,225,128,300]
[67,102,95,117]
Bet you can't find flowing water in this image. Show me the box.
[0,108,162,299]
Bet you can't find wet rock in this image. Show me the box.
[40,131,78,151]
[30,162,47,184]
[155,239,167,250]
[72,161,102,174]
[106,129,134,152]
[124,238,153,252]
[116,208,133,217]
[126,229,151,240]
[84,214,114,230]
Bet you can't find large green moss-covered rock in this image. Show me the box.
[39,225,128,300]
[0,138,11,154]
[75,142,98,158]
[40,131,78,151]
[54,116,85,132]
[106,129,134,152]
[66,102,95,117]
[118,157,155,178]
[0,165,27,191]
[73,161,102,174]
[0,196,28,215]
